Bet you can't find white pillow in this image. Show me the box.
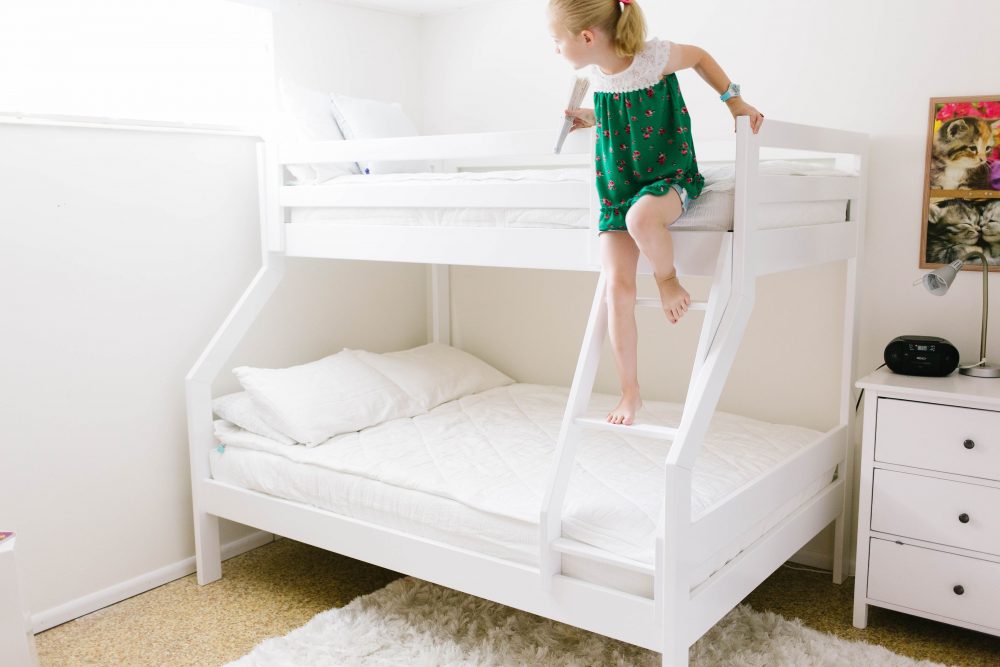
[352,343,514,412]
[212,391,297,445]
[329,93,433,175]
[233,348,422,447]
[277,79,359,184]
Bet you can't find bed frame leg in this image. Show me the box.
[194,511,222,585]
[661,643,689,667]
[832,508,847,585]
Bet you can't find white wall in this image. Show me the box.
[422,0,1000,566]
[0,0,426,627]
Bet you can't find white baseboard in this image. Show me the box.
[31,530,273,633]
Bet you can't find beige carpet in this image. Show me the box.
[34,538,1000,666]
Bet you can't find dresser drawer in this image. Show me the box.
[871,469,1000,555]
[875,398,1000,481]
[868,538,1000,631]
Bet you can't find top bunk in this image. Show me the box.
[260,113,869,277]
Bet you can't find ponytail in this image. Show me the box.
[549,0,647,58]
[614,1,646,58]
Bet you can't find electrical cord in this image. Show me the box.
[854,363,887,413]
[781,562,833,574]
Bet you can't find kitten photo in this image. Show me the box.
[929,116,999,190]
[926,198,983,264]
[978,199,1000,263]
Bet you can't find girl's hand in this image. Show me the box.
[726,99,764,134]
[564,107,596,132]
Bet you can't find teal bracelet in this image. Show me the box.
[720,82,741,102]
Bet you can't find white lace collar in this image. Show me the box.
[587,37,671,94]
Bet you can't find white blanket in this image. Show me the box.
[212,383,823,564]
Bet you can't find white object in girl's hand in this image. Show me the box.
[555,77,590,154]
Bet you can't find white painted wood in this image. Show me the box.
[753,119,869,156]
[857,366,1000,411]
[686,234,732,399]
[574,416,677,440]
[834,142,866,584]
[427,265,451,345]
[753,222,858,275]
[550,538,653,576]
[187,116,870,663]
[853,389,878,628]
[871,469,1000,556]
[867,539,1000,632]
[201,479,662,651]
[286,224,600,271]
[658,464,692,667]
[185,252,286,584]
[688,426,844,565]
[0,537,39,667]
[258,142,284,255]
[686,479,844,645]
[875,398,1000,481]
[540,271,608,583]
[757,174,859,203]
[853,370,1000,637]
[855,597,1000,637]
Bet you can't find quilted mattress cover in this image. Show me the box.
[209,383,833,595]
[286,162,853,232]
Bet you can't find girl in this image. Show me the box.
[548,0,764,426]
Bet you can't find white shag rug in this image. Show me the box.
[226,577,946,667]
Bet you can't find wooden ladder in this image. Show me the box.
[539,233,736,586]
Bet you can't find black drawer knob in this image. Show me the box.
[963,439,975,450]
[954,585,965,596]
[959,513,970,524]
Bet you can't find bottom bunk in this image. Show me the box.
[208,381,835,601]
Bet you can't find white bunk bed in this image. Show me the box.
[186,116,868,666]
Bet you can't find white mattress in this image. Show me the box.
[287,161,853,232]
[209,383,833,595]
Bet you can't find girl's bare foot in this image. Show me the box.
[654,270,690,324]
[607,388,643,425]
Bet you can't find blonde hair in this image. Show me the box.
[549,0,647,58]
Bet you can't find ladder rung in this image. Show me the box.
[575,416,677,440]
[636,297,707,310]
[550,537,654,575]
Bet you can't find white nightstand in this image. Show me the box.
[853,367,1000,637]
[0,535,39,667]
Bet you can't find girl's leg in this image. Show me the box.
[600,230,643,425]
[625,191,690,324]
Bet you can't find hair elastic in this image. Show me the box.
[620,0,631,5]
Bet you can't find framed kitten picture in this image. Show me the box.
[921,96,1000,270]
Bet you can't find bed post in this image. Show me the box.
[832,142,869,584]
[427,264,451,345]
[658,117,759,667]
[184,141,287,585]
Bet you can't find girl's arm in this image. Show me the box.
[665,43,764,134]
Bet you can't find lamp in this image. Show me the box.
[917,250,999,378]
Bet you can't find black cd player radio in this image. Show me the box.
[883,335,959,377]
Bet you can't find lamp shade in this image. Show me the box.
[922,259,963,295]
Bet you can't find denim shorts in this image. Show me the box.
[670,183,690,213]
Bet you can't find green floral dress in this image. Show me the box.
[588,38,705,232]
